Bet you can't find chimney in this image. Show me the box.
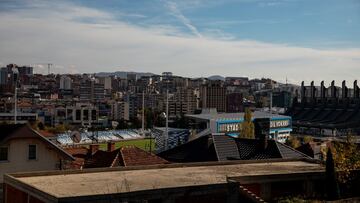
[89,144,99,154]
[258,134,268,151]
[107,142,115,152]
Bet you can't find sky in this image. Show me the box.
[0,0,359,84]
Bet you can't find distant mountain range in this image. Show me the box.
[94,72,296,86]
[95,71,227,81]
[207,75,225,81]
[95,71,154,79]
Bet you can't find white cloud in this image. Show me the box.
[0,1,359,84]
[165,1,202,38]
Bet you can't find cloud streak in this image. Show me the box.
[165,1,202,38]
[0,0,359,84]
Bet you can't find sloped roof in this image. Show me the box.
[212,134,240,161]
[38,130,55,138]
[276,142,310,159]
[0,124,24,142]
[64,147,89,157]
[235,138,282,160]
[82,146,169,168]
[84,149,120,168]
[158,135,218,162]
[159,134,311,162]
[119,146,169,166]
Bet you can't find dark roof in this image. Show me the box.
[84,149,120,168]
[0,124,28,142]
[235,138,282,160]
[83,146,169,168]
[158,135,217,162]
[119,146,169,166]
[159,134,311,162]
[296,143,315,158]
[276,142,310,159]
[212,134,240,161]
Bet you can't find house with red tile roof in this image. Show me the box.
[65,143,169,169]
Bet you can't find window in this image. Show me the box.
[28,145,37,160]
[0,146,8,161]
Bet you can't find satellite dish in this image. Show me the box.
[112,121,119,129]
[70,131,81,143]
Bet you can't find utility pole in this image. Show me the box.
[269,80,273,114]
[13,68,19,124]
[142,91,145,137]
[270,91,273,114]
[165,89,169,150]
[14,84,17,124]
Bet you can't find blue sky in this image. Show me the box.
[72,0,360,48]
[0,0,359,83]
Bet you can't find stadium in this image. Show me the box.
[286,80,360,136]
[186,110,292,143]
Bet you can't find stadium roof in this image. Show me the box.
[186,111,290,122]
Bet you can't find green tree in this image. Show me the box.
[303,135,313,144]
[116,119,129,129]
[326,148,340,200]
[285,135,301,149]
[240,108,255,139]
[173,114,189,129]
[331,134,360,183]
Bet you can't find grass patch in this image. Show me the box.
[98,138,155,152]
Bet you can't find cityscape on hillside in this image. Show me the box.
[1,0,360,203]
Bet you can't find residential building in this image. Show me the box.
[54,103,99,127]
[0,124,74,183]
[226,92,244,113]
[200,81,226,112]
[97,76,112,90]
[79,79,105,102]
[59,75,72,90]
[111,101,129,121]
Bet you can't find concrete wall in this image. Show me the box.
[0,138,62,183]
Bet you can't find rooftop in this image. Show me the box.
[186,111,290,122]
[6,159,324,199]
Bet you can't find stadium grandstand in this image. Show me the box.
[286,80,360,136]
[56,129,142,145]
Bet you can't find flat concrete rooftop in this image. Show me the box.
[6,160,324,199]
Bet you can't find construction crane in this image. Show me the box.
[33,63,53,75]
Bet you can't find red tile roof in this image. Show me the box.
[64,147,89,157]
[66,144,169,169]
[38,130,55,138]
[84,149,120,168]
[120,146,169,166]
